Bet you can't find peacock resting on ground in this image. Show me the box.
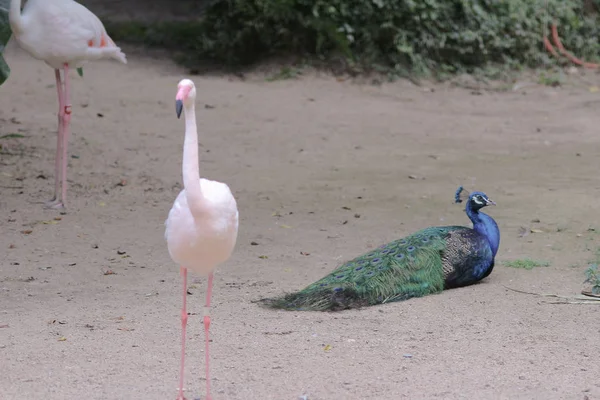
[261,187,500,311]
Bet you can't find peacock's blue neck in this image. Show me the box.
[466,206,500,257]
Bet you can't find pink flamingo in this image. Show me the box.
[165,79,239,400]
[9,0,127,209]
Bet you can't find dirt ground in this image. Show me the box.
[1,40,600,400]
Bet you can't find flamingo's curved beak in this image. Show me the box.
[175,100,183,119]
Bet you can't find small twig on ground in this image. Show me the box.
[503,285,600,304]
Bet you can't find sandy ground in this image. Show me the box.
[1,41,600,400]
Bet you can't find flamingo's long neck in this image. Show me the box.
[182,101,205,214]
[9,0,25,34]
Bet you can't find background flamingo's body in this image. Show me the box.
[9,0,126,208]
[165,79,238,400]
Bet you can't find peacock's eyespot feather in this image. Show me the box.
[395,253,405,260]
[336,274,344,279]
[333,287,343,292]
[355,266,363,271]
[407,246,416,252]
[372,258,381,263]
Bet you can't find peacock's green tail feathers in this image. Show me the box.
[262,226,462,311]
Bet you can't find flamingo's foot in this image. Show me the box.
[175,396,187,400]
[44,198,65,210]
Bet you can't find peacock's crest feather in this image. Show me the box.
[455,186,469,203]
[260,187,500,311]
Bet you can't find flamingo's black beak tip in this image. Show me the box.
[175,100,183,119]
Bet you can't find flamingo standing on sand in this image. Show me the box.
[8,0,127,209]
[165,79,239,400]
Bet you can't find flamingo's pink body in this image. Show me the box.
[165,79,239,400]
[166,179,238,272]
[9,0,126,209]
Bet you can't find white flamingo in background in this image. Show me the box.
[9,0,127,209]
[165,79,239,400]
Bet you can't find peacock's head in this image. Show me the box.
[175,79,197,119]
[455,186,495,211]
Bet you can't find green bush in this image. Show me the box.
[106,0,600,77]
[1,0,11,85]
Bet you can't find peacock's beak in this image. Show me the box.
[175,100,183,119]
[486,198,496,206]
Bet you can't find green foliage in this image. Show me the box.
[584,264,600,295]
[107,0,600,77]
[0,0,11,85]
[503,259,550,270]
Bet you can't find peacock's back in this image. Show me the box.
[262,225,494,311]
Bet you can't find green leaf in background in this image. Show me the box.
[77,67,83,77]
[0,0,12,86]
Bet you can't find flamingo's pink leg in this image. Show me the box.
[45,69,64,208]
[177,266,188,400]
[204,272,214,400]
[59,63,72,209]
[46,63,72,209]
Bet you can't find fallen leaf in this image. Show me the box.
[530,229,544,233]
[58,337,67,342]
[258,255,268,259]
[21,230,33,235]
[280,224,293,229]
[324,344,332,352]
[103,269,116,275]
[590,86,599,93]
